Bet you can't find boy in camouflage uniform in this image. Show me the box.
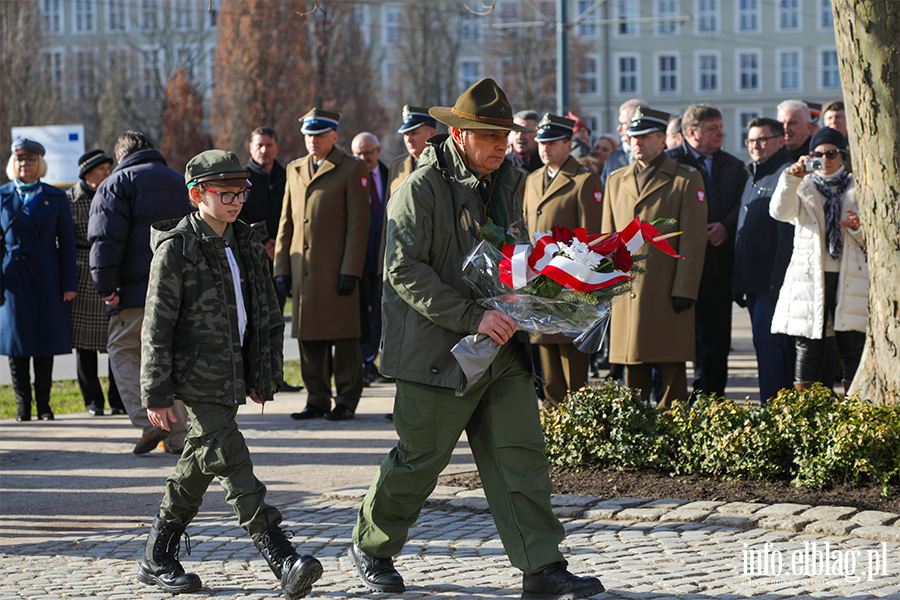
[137,150,323,599]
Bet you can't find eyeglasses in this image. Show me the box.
[14,155,38,165]
[809,149,844,159]
[744,135,782,148]
[201,186,249,204]
[355,149,378,158]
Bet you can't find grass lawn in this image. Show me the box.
[0,359,305,420]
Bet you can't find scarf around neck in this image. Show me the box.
[811,166,852,260]
[14,179,42,214]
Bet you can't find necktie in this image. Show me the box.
[369,172,380,213]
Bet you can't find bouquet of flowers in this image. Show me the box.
[452,216,683,395]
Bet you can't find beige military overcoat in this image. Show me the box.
[274,146,370,340]
[524,155,604,344]
[601,154,707,363]
[379,153,417,276]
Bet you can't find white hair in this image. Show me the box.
[6,155,48,181]
[777,99,811,124]
[352,131,380,148]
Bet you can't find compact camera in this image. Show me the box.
[805,157,824,171]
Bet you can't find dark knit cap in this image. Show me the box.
[77,149,114,179]
[809,127,847,153]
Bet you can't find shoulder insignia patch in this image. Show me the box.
[361,175,368,188]
[697,190,705,202]
[593,190,603,203]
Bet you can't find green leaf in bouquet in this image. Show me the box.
[650,217,678,233]
[522,274,564,299]
[480,218,510,250]
[556,289,600,305]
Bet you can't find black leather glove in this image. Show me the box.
[337,274,358,296]
[733,292,747,309]
[769,284,781,307]
[672,296,695,314]
[275,276,292,299]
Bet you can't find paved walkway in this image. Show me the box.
[3,309,894,599]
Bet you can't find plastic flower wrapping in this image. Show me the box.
[452,217,683,395]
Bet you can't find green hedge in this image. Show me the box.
[541,382,900,495]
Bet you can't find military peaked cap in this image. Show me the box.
[300,108,341,135]
[627,107,670,136]
[398,105,437,134]
[535,114,575,142]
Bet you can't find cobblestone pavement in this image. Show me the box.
[2,493,899,600]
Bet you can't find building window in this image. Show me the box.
[616,0,638,36]
[41,49,65,98]
[737,110,761,151]
[697,0,718,33]
[73,50,96,100]
[383,5,401,44]
[697,53,719,92]
[207,0,220,28]
[352,6,370,45]
[74,0,95,33]
[461,9,481,41]
[616,54,639,94]
[107,0,127,32]
[656,0,678,35]
[820,0,834,29]
[656,53,678,94]
[141,49,161,99]
[778,0,800,31]
[821,49,841,89]
[778,50,801,91]
[141,0,160,31]
[460,61,482,92]
[738,51,760,91]
[173,0,194,31]
[738,0,758,32]
[578,55,599,94]
[41,0,63,35]
[578,0,597,36]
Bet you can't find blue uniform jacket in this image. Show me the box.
[0,182,77,356]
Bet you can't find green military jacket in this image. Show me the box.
[141,214,284,408]
[379,134,530,391]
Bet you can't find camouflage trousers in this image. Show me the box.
[353,342,565,574]
[158,402,281,536]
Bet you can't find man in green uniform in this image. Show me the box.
[350,79,606,600]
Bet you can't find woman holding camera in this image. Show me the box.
[769,127,867,394]
[1,139,77,420]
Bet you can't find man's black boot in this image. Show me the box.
[252,523,323,600]
[522,562,605,600]
[349,543,405,593]
[136,516,202,594]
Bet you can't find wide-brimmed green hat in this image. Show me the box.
[429,78,533,133]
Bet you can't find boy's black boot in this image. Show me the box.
[253,524,323,600]
[137,517,202,594]
[521,562,605,600]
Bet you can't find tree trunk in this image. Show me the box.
[832,0,900,404]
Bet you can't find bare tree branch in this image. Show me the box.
[294,1,320,17]
[465,0,496,16]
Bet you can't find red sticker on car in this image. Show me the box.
[697,190,705,202]
[361,176,368,188]
[593,190,602,203]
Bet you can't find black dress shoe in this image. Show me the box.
[111,407,127,415]
[325,404,355,421]
[372,375,394,384]
[281,382,304,393]
[38,412,54,421]
[88,408,104,417]
[290,405,326,420]
[349,543,405,593]
[15,414,30,422]
[384,413,393,421]
[521,562,604,600]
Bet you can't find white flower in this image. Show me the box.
[558,239,602,270]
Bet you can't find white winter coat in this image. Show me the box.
[769,169,867,339]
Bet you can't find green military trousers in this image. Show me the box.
[158,403,282,536]
[353,341,565,574]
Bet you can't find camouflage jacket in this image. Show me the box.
[141,214,284,408]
